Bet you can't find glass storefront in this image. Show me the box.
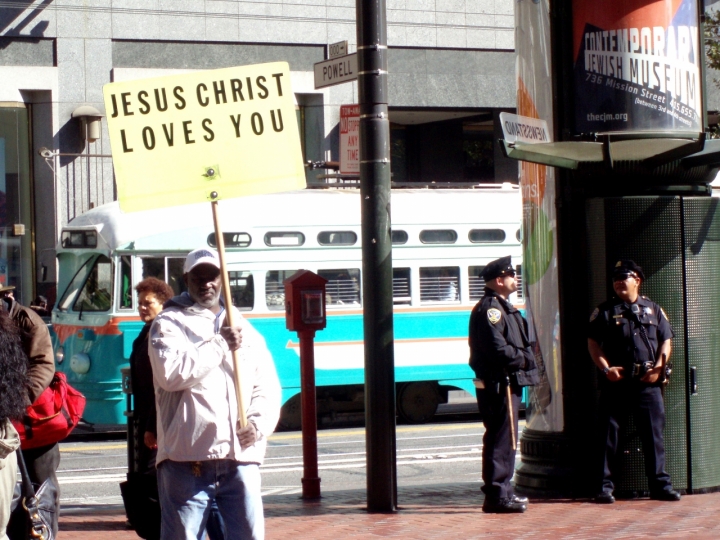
[0,106,33,304]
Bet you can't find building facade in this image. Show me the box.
[0,0,717,303]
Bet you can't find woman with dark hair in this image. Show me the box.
[0,309,29,538]
[132,277,174,457]
[125,277,174,540]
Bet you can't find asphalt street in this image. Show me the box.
[57,395,498,513]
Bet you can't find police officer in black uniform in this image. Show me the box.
[469,256,540,513]
[588,260,681,504]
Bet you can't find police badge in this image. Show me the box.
[487,308,502,324]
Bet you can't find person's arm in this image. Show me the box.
[588,338,624,381]
[478,306,532,373]
[149,313,227,392]
[23,309,55,403]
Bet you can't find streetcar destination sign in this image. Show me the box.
[314,53,358,89]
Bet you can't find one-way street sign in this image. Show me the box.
[314,53,358,89]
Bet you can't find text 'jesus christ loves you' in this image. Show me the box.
[103,62,306,213]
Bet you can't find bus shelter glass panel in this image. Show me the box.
[392,267,411,305]
[318,269,361,306]
[74,255,112,312]
[420,266,459,302]
[229,271,254,311]
[266,270,299,310]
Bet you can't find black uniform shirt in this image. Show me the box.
[588,296,674,372]
[468,288,538,386]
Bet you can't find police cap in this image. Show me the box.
[481,256,515,281]
[612,259,645,281]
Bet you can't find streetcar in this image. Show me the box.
[51,185,523,428]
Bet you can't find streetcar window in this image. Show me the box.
[229,271,254,311]
[391,230,408,245]
[57,257,94,312]
[167,258,186,295]
[318,269,361,306]
[119,255,133,310]
[317,231,357,246]
[516,228,522,242]
[419,230,457,244]
[142,257,164,280]
[469,265,524,302]
[207,232,251,248]
[142,257,186,296]
[420,266,459,302]
[73,255,113,312]
[468,266,486,301]
[265,270,299,310]
[469,229,506,243]
[265,232,305,247]
[393,268,411,305]
[61,230,97,248]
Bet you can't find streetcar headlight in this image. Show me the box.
[55,347,64,364]
[70,352,91,374]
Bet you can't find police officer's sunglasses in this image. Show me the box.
[612,272,637,281]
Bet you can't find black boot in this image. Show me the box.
[482,497,527,514]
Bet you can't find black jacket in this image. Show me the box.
[588,295,674,375]
[130,323,156,436]
[468,288,540,388]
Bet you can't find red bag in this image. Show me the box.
[13,372,86,449]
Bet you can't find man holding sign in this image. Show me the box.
[104,62,303,539]
[149,248,281,540]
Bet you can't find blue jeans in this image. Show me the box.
[158,459,264,540]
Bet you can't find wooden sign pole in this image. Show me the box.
[211,198,248,428]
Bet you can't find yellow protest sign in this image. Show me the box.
[103,62,306,212]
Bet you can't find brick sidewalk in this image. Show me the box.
[59,483,720,539]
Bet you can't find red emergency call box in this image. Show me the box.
[283,270,327,332]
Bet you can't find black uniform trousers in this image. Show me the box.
[598,381,672,495]
[476,384,521,501]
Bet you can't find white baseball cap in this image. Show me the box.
[183,248,221,273]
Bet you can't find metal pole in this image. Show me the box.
[299,329,321,499]
[356,0,397,512]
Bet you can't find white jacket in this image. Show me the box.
[149,293,281,466]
